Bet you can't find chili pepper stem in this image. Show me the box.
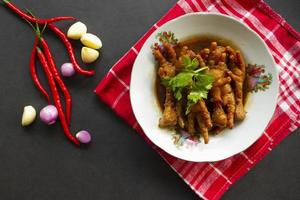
[26,9,49,34]
[3,1,76,24]
[26,13,73,125]
[25,10,94,77]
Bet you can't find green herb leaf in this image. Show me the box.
[191,58,199,69]
[161,76,172,87]
[185,76,213,114]
[161,67,213,113]
[161,72,194,100]
[193,74,214,90]
[182,56,191,67]
[181,56,199,71]
[185,73,213,114]
[174,88,183,100]
[186,92,204,114]
[171,72,194,88]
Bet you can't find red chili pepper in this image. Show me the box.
[36,47,80,146]
[48,24,95,76]
[29,36,51,103]
[2,0,75,24]
[39,37,72,125]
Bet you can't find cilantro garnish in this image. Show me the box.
[161,56,213,114]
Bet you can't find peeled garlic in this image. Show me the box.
[80,33,102,49]
[81,47,99,63]
[67,22,87,40]
[21,105,36,126]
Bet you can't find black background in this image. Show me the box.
[0,0,299,199]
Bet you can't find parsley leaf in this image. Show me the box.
[161,59,214,114]
[182,56,191,67]
[193,74,214,90]
[186,73,213,114]
[161,72,194,100]
[182,55,199,71]
[186,92,205,114]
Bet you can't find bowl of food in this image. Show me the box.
[130,13,278,162]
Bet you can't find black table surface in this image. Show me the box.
[0,0,299,199]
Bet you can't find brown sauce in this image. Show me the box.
[155,35,250,112]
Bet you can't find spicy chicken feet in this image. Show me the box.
[153,43,177,127]
[159,88,177,128]
[208,61,229,127]
[227,50,246,121]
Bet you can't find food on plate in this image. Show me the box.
[81,47,100,63]
[67,21,87,40]
[21,105,37,126]
[152,32,272,144]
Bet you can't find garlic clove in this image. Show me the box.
[80,33,102,49]
[21,105,37,126]
[67,22,87,40]
[81,47,99,63]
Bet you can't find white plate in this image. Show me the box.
[130,13,279,162]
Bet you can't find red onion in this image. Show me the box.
[61,63,75,77]
[76,130,91,144]
[40,105,58,125]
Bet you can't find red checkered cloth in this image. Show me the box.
[95,0,300,199]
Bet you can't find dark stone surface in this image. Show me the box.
[0,0,298,199]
